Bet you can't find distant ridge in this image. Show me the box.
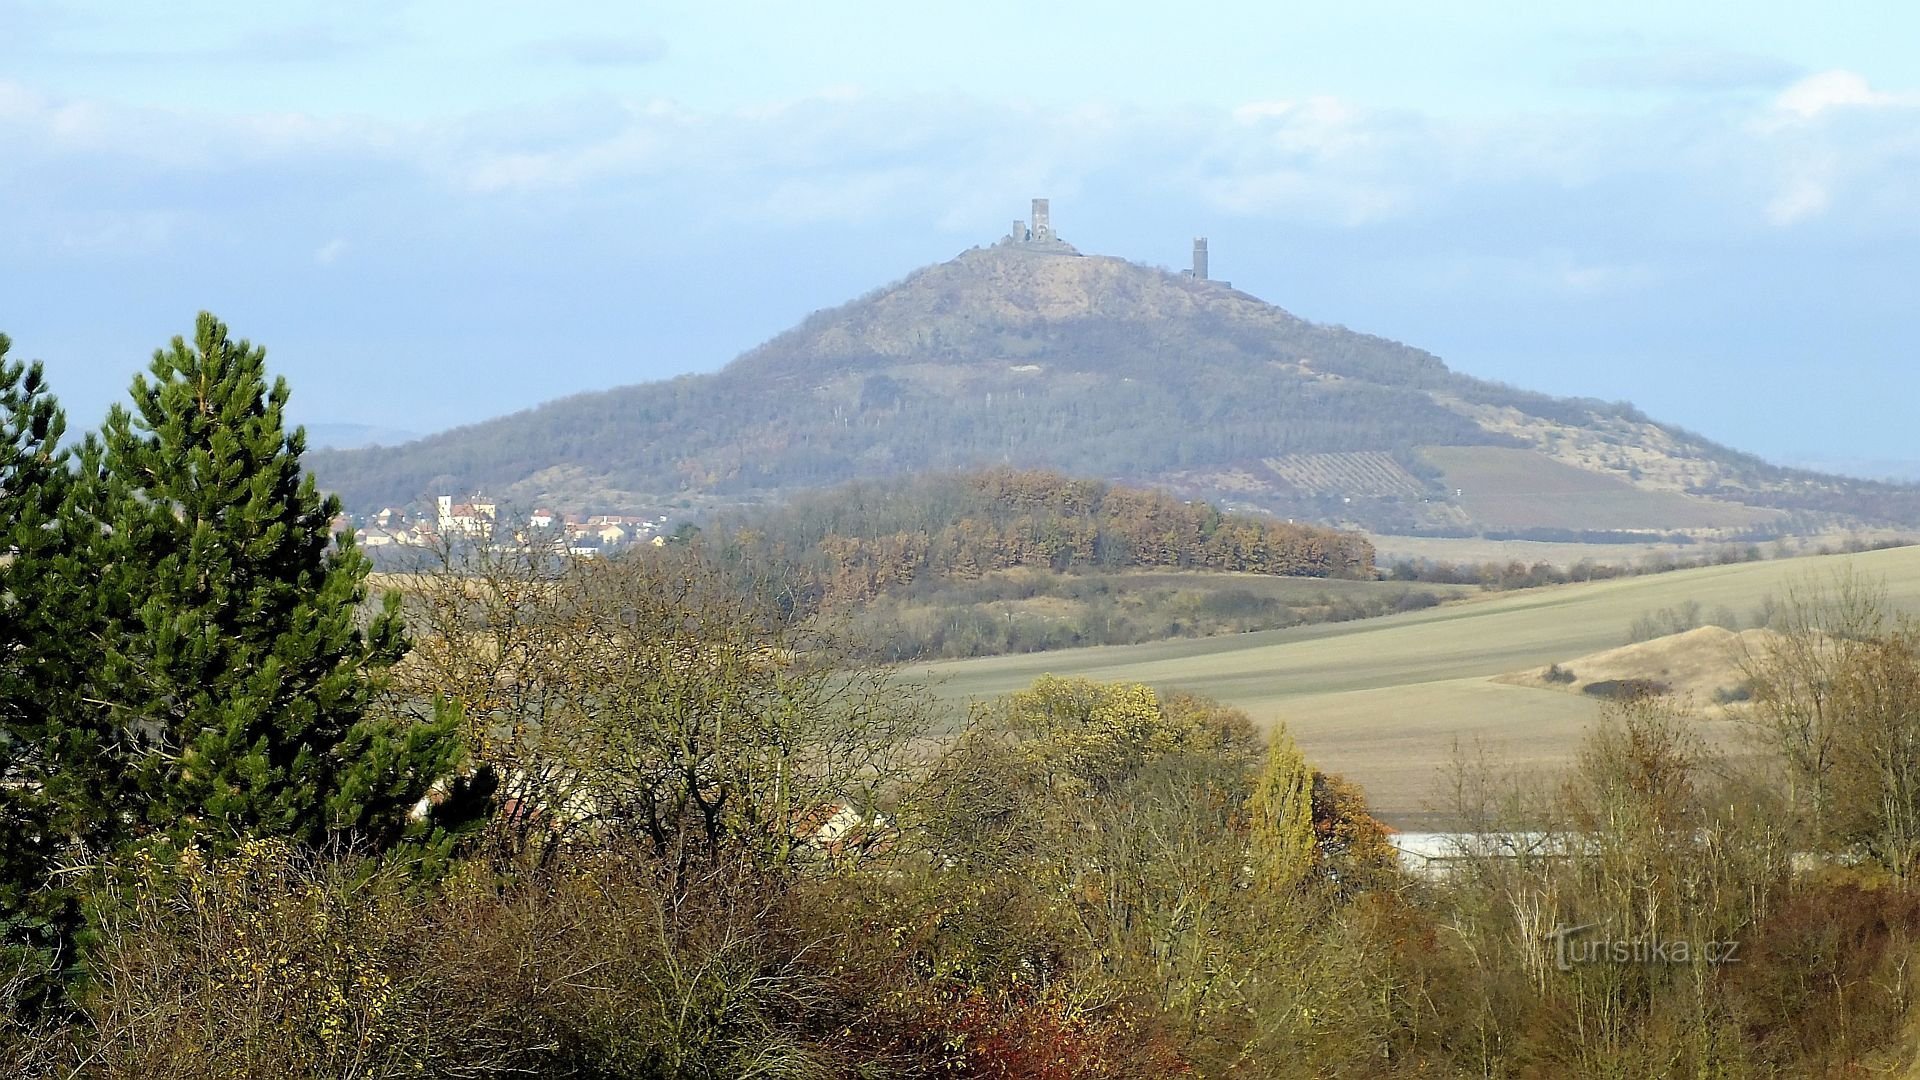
[311,204,1920,534]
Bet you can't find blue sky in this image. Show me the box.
[4,1,1918,468]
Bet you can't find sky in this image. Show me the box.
[3,1,1918,470]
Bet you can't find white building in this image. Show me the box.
[436,494,498,538]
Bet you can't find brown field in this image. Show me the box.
[1370,529,1918,572]
[1495,624,1770,706]
[1419,445,1780,531]
[915,545,1920,826]
[1368,533,1701,568]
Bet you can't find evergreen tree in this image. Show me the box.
[78,313,462,851]
[0,335,92,994]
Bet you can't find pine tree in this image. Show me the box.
[0,337,118,1004]
[79,313,462,851]
[1,334,69,863]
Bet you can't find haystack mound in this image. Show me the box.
[1499,625,1783,705]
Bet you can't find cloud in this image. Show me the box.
[314,238,350,265]
[1745,72,1920,226]
[1570,47,1800,92]
[523,34,668,68]
[6,67,1920,258]
[0,77,403,170]
[1772,70,1920,120]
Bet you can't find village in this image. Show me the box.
[336,494,677,558]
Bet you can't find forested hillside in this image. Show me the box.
[311,240,1920,533]
[701,468,1400,660]
[713,467,1375,605]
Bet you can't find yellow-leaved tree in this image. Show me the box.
[1247,726,1316,893]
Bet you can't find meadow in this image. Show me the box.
[916,544,1920,824]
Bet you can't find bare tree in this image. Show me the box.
[1739,567,1891,845]
[392,534,929,885]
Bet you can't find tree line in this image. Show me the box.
[709,467,1376,607]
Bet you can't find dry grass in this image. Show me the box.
[1370,529,1916,571]
[1368,533,1700,567]
[1496,624,1771,705]
[916,545,1920,825]
[1420,445,1779,531]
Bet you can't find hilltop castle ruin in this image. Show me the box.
[1002,198,1227,284]
[1006,197,1065,248]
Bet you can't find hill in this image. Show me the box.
[913,544,1920,824]
[714,467,1376,601]
[702,468,1466,660]
[310,214,1920,535]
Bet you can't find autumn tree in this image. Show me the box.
[1247,727,1316,893]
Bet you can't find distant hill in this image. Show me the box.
[310,225,1920,535]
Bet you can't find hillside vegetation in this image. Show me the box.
[839,568,1465,662]
[704,468,1444,660]
[310,239,1920,533]
[715,467,1375,599]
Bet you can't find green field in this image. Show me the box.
[913,545,1920,825]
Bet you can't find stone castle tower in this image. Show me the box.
[1007,197,1058,244]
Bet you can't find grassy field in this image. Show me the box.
[914,545,1920,826]
[1419,445,1779,531]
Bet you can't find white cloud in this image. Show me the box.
[1772,70,1919,120]
[1746,72,1920,226]
[314,238,350,265]
[5,70,1920,255]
